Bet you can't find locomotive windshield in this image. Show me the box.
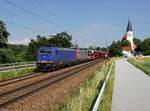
[40,50,51,54]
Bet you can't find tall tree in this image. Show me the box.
[109,41,123,57]
[49,32,72,48]
[121,40,130,47]
[141,38,150,55]
[0,20,9,48]
[96,47,101,51]
[133,38,142,52]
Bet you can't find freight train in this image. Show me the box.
[36,46,109,71]
[88,50,109,60]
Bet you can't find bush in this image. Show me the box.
[0,45,27,63]
[0,48,15,63]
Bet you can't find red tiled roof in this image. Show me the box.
[122,34,127,40]
[122,46,132,51]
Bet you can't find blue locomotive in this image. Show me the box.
[36,46,88,71]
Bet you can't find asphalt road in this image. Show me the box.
[112,59,150,111]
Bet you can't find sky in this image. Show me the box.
[0,0,150,47]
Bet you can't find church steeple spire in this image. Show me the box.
[126,19,133,32]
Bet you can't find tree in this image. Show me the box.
[141,38,150,55]
[26,39,39,61]
[109,39,134,57]
[0,20,9,48]
[133,38,141,47]
[8,44,28,62]
[109,41,122,57]
[120,40,130,47]
[96,47,101,51]
[101,47,107,51]
[49,32,72,48]
[0,48,15,63]
[133,38,142,52]
[0,44,28,63]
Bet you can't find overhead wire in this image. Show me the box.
[34,0,66,24]
[33,0,76,33]
[0,6,20,18]
[0,9,49,35]
[4,0,65,30]
[3,19,45,34]
[3,0,84,46]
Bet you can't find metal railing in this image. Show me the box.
[0,61,35,67]
[92,62,113,111]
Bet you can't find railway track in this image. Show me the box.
[0,59,104,108]
[0,61,94,87]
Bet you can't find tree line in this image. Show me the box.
[109,38,150,56]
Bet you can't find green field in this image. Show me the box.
[0,67,35,80]
[55,59,114,111]
[128,57,150,76]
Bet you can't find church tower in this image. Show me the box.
[122,19,135,50]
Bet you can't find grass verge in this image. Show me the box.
[0,67,35,80]
[98,61,115,111]
[55,59,113,111]
[128,58,150,76]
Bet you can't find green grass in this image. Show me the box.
[128,57,150,75]
[98,61,115,111]
[0,67,35,80]
[54,60,113,111]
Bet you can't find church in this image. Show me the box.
[121,20,136,57]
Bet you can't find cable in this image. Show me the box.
[0,6,20,18]
[3,0,84,42]
[34,0,66,24]
[0,7,50,33]
[4,20,45,34]
[33,0,71,32]
[4,0,64,30]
